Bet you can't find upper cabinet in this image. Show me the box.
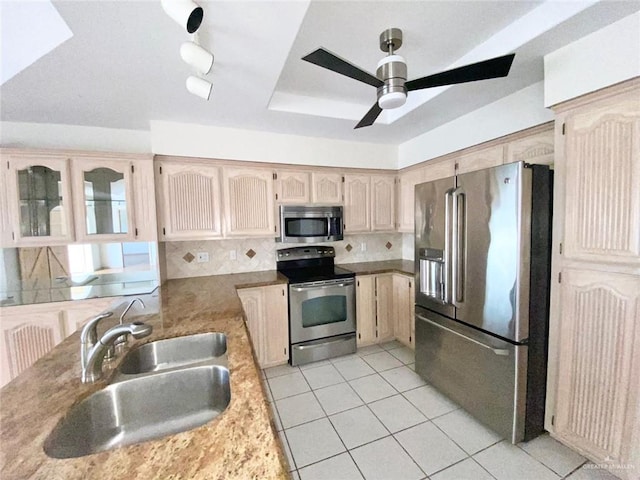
[506,128,554,166]
[312,172,342,204]
[457,145,504,175]
[1,149,156,246]
[3,152,74,246]
[155,160,222,240]
[343,174,371,233]
[371,175,395,232]
[397,168,425,233]
[275,170,310,204]
[222,166,276,236]
[71,157,135,242]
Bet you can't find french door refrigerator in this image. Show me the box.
[414,161,552,443]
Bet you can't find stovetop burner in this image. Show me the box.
[276,246,355,284]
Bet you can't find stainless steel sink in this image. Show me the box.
[44,364,230,459]
[117,332,227,375]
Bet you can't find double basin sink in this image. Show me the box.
[44,332,230,459]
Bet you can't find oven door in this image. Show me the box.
[289,278,356,344]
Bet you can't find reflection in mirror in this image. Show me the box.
[18,166,66,237]
[83,168,127,235]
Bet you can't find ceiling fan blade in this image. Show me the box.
[302,48,384,88]
[354,102,383,129]
[405,53,515,92]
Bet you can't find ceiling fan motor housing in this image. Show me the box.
[376,55,407,109]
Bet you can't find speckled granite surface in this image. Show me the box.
[339,259,415,276]
[0,271,290,480]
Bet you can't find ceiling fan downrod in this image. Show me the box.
[376,28,408,110]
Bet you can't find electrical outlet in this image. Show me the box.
[361,242,367,252]
[229,250,237,260]
[196,252,209,263]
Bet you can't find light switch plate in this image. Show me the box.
[196,252,209,263]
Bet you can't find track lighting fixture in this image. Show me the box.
[186,76,212,100]
[161,0,203,34]
[180,41,214,75]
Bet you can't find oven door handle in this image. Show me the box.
[291,283,350,292]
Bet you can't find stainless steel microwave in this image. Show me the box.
[278,205,343,243]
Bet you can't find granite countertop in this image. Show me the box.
[339,259,415,276]
[0,271,290,480]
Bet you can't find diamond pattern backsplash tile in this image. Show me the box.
[164,233,406,279]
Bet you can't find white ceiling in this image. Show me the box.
[1,0,638,145]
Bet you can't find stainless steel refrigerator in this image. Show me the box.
[414,161,552,443]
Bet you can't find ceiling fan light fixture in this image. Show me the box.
[378,91,407,109]
[161,0,204,34]
[180,41,214,74]
[186,75,212,100]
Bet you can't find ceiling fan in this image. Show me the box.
[301,28,515,129]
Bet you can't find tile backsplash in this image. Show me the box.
[163,233,407,279]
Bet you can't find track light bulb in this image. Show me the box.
[180,42,214,75]
[186,76,212,100]
[161,0,203,34]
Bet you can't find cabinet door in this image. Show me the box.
[276,170,310,204]
[457,145,505,175]
[223,167,276,236]
[72,157,135,242]
[131,158,157,241]
[262,285,289,368]
[563,93,640,265]
[397,168,425,233]
[371,175,396,232]
[0,308,65,387]
[343,175,370,233]
[356,275,376,346]
[422,157,456,182]
[156,161,222,240]
[238,285,288,369]
[506,128,554,166]
[553,269,639,464]
[4,153,74,245]
[375,274,394,342]
[311,172,342,204]
[393,274,413,348]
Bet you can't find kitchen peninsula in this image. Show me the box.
[0,272,290,479]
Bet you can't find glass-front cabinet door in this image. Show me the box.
[5,154,74,245]
[72,158,135,242]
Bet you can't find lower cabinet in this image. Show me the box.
[237,284,289,369]
[0,297,123,387]
[356,273,413,348]
[393,273,414,348]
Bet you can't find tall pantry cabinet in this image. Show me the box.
[546,79,640,479]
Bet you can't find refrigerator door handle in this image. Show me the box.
[416,312,510,356]
[444,188,455,304]
[452,188,465,305]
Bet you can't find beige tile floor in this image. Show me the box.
[262,341,618,480]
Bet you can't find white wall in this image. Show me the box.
[544,11,640,107]
[398,82,554,168]
[0,121,151,153]
[150,120,398,170]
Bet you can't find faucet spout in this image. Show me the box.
[82,321,153,383]
[80,311,113,370]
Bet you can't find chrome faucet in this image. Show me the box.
[82,321,153,383]
[107,298,146,359]
[80,311,113,371]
